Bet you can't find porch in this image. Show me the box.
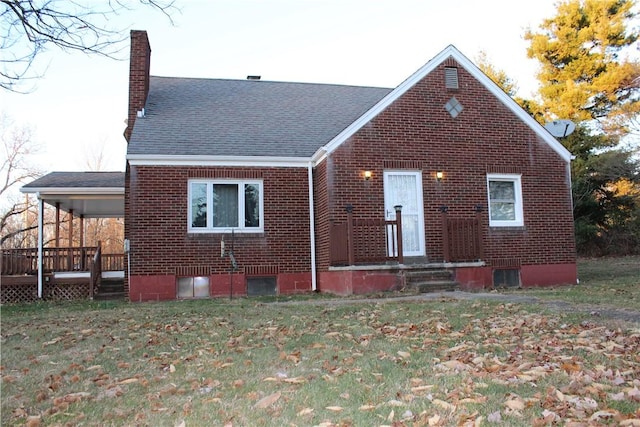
[1,172,126,303]
[327,206,486,293]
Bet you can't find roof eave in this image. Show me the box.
[20,187,125,196]
[126,154,312,168]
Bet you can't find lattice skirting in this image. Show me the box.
[1,282,92,304]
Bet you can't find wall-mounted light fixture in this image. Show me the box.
[364,170,372,180]
[436,171,444,181]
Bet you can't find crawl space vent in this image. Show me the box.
[493,269,521,288]
[247,276,277,296]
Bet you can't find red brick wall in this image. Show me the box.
[125,30,151,142]
[313,160,330,269]
[318,59,576,272]
[318,270,402,295]
[126,165,313,298]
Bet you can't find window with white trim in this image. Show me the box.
[486,174,524,227]
[188,179,263,232]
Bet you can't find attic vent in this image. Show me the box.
[247,75,261,80]
[444,67,459,89]
[445,97,463,118]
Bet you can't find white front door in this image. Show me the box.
[383,170,426,257]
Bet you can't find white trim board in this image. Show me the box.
[127,155,311,168]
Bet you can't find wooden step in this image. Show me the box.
[94,291,126,300]
[95,278,125,300]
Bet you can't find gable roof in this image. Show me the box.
[128,78,391,164]
[128,45,572,167]
[317,45,572,163]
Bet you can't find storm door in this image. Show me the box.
[383,170,426,257]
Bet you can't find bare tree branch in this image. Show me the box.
[0,113,41,197]
[0,213,38,246]
[1,0,177,92]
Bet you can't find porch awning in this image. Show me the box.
[21,172,124,218]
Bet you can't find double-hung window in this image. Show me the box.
[188,179,263,233]
[486,174,524,227]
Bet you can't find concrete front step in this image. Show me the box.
[404,269,459,293]
[405,269,452,281]
[413,280,459,293]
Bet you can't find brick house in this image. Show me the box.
[124,30,577,301]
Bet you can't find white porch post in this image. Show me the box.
[37,194,44,299]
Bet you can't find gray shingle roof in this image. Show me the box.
[22,172,124,189]
[128,77,392,158]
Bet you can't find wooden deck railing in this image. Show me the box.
[1,247,125,275]
[441,208,484,262]
[1,247,94,275]
[102,253,125,271]
[2,248,39,275]
[329,206,484,266]
[330,206,403,266]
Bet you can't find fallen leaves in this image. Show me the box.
[263,375,306,384]
[397,350,411,359]
[434,359,469,372]
[254,391,281,409]
[2,299,639,426]
[297,407,314,416]
[504,395,525,411]
[432,398,456,412]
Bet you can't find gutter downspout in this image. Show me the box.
[568,155,578,285]
[37,194,43,299]
[307,162,317,291]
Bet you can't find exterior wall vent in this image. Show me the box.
[493,269,521,288]
[444,67,459,89]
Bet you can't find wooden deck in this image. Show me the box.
[1,246,125,303]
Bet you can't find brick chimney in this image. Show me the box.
[124,30,151,142]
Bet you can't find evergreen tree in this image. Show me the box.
[525,0,640,137]
[525,0,640,255]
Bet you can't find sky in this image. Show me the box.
[2,0,560,174]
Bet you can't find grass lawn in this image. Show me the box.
[1,258,639,426]
[500,256,640,310]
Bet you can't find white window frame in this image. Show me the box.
[486,174,524,227]
[188,179,264,233]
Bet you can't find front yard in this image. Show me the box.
[1,257,639,426]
